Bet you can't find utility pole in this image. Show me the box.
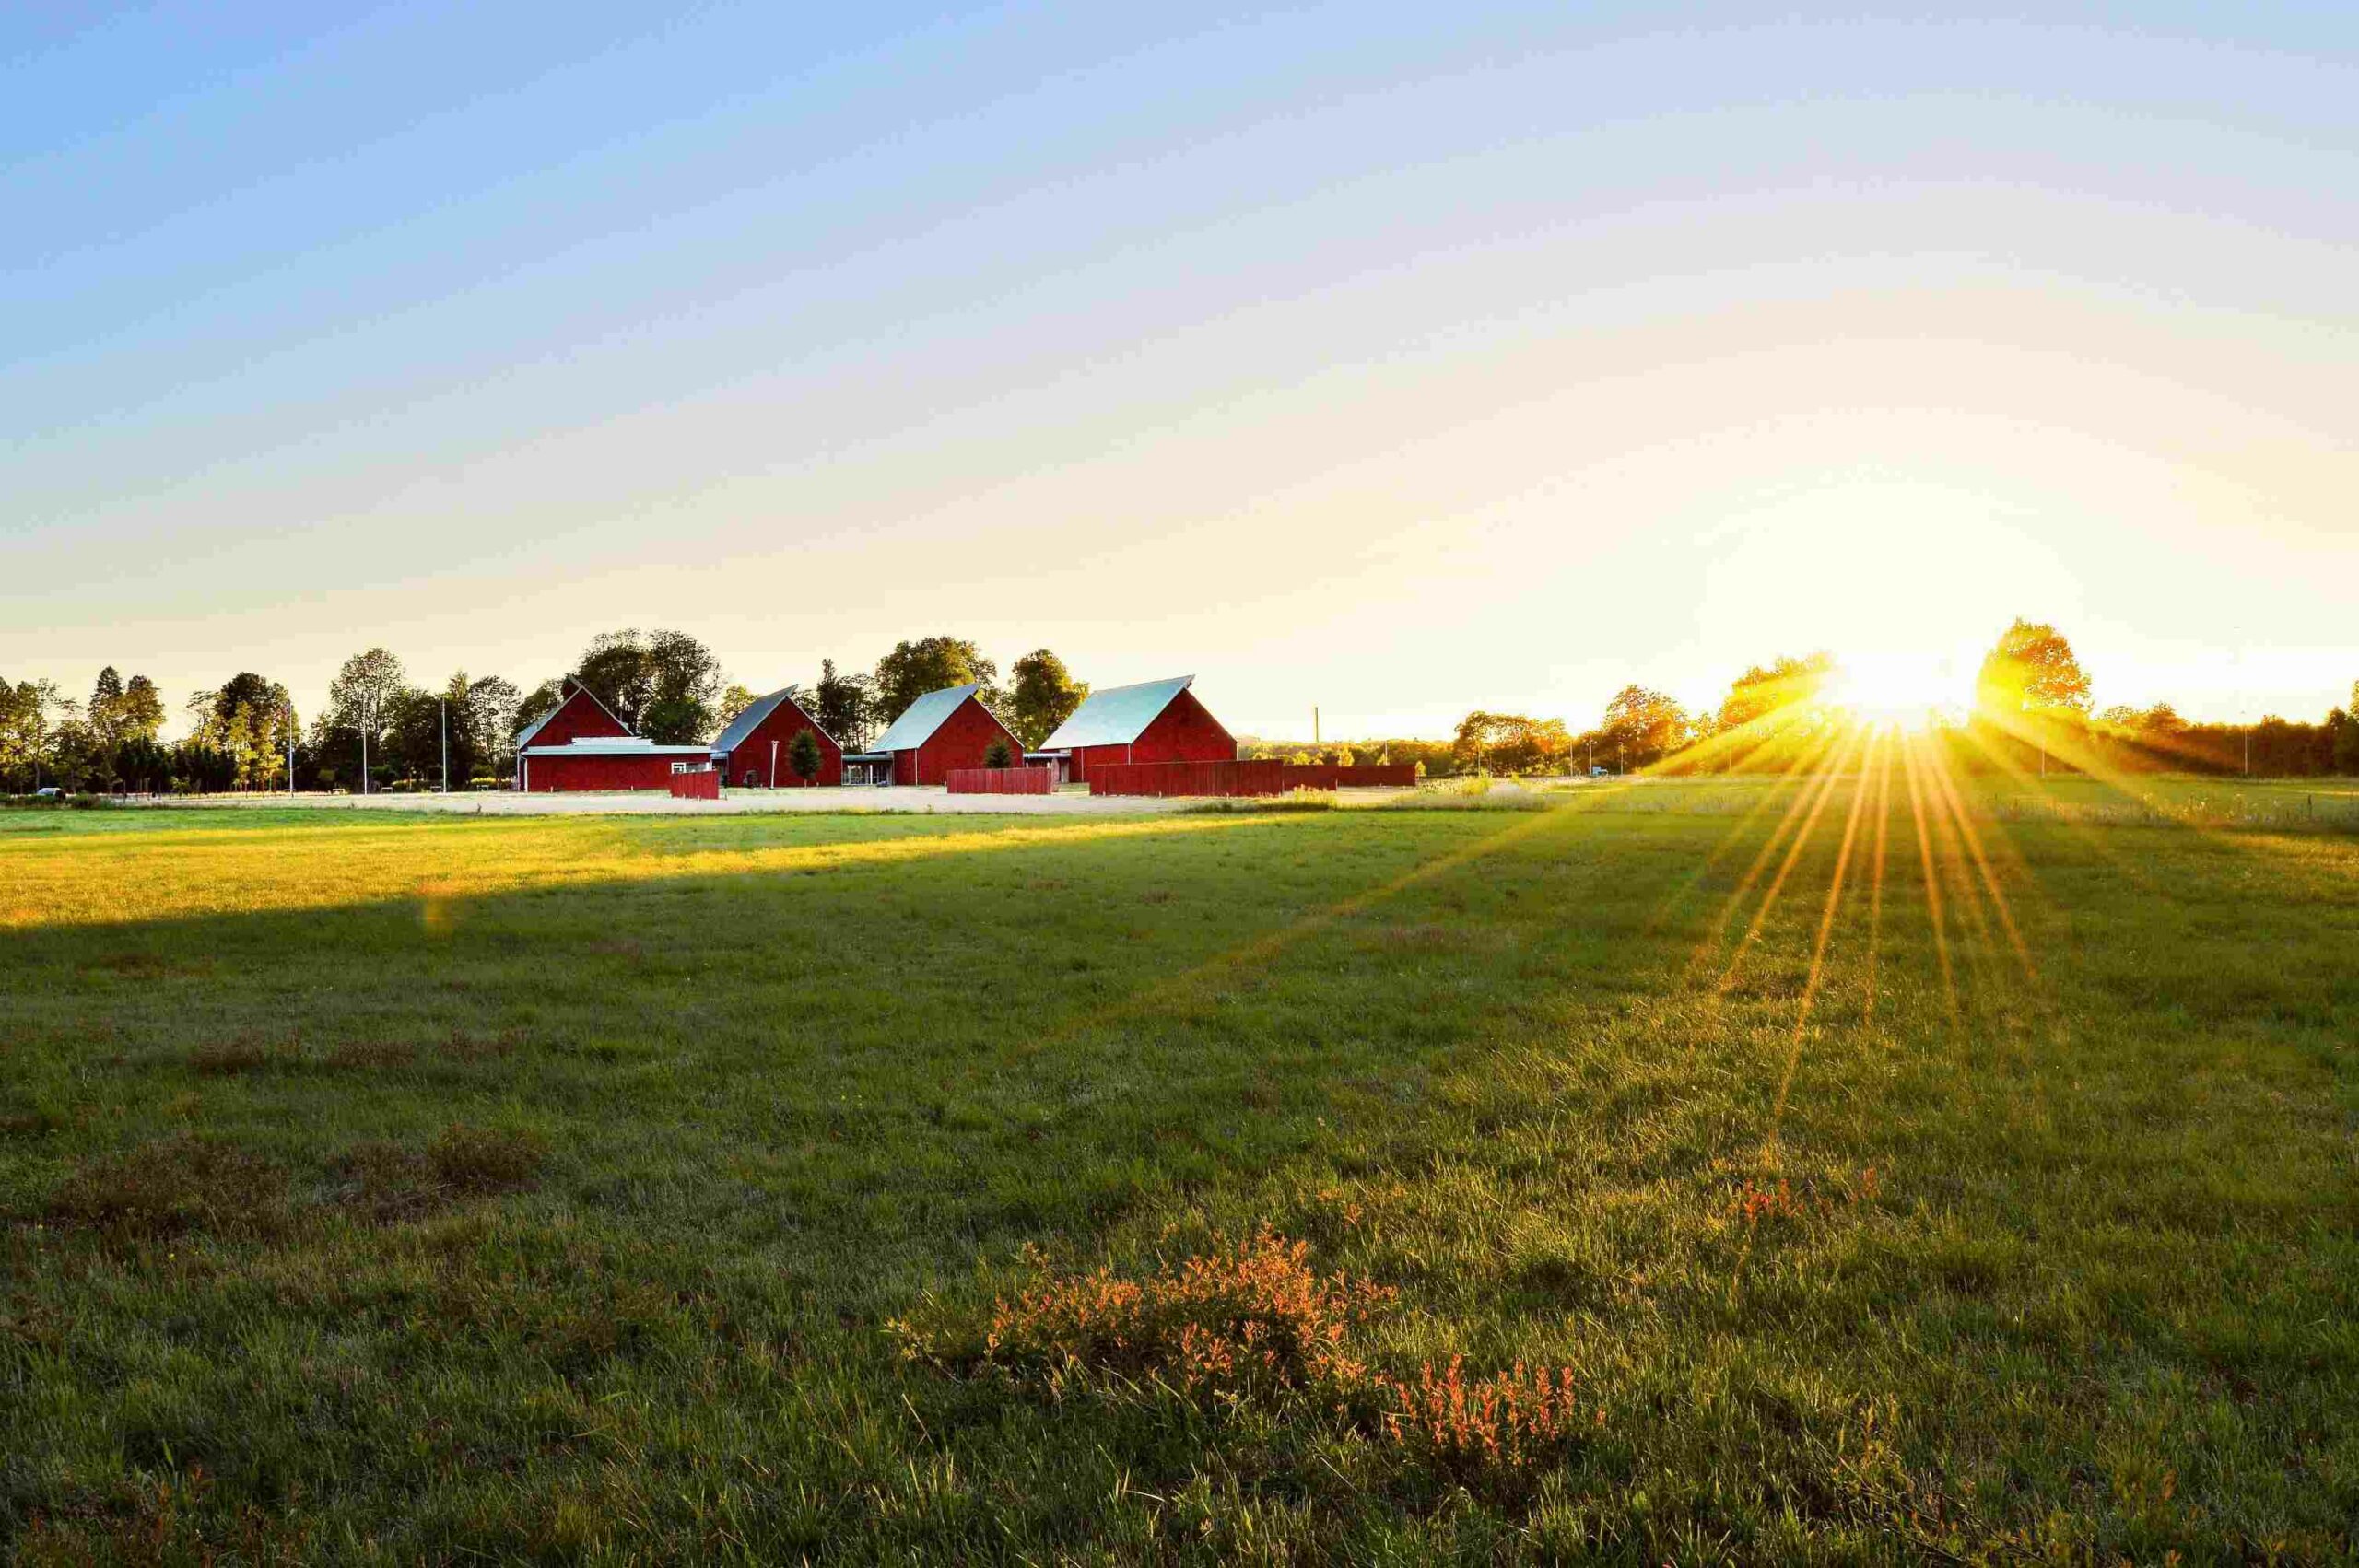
[440,697,450,793]
[1313,706,1320,746]
[286,706,296,795]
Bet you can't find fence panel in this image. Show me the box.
[1090,759,1327,797]
[945,766,1056,795]
[668,769,721,801]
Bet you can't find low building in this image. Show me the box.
[1038,674,1234,784]
[515,680,709,791]
[850,682,1024,786]
[710,688,842,787]
[519,735,714,792]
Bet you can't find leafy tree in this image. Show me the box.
[461,674,522,781]
[1450,711,1573,775]
[1006,649,1086,750]
[1976,619,2092,718]
[327,649,405,794]
[1717,652,1835,734]
[516,678,566,735]
[1593,685,1692,771]
[982,736,1015,770]
[812,660,875,749]
[718,685,758,727]
[117,675,165,743]
[874,638,997,724]
[573,628,723,743]
[787,727,825,786]
[88,667,126,746]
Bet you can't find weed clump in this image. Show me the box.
[326,1039,417,1070]
[46,1136,290,1240]
[188,1036,288,1076]
[895,1229,1590,1501]
[331,1123,548,1220]
[960,1227,1395,1396]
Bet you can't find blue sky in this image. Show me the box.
[6,3,2356,735]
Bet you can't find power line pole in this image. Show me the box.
[440,697,450,794]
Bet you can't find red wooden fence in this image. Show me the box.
[1090,759,1309,797]
[667,769,721,801]
[945,766,1055,795]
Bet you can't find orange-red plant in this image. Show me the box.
[1373,1356,1590,1476]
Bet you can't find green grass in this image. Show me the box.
[3,778,2355,1563]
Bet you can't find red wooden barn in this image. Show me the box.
[850,683,1024,786]
[1039,675,1234,784]
[709,687,842,787]
[514,680,710,791]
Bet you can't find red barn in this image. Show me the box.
[709,686,842,787]
[515,680,709,791]
[1039,675,1235,784]
[851,683,1024,786]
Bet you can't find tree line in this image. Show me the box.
[1,633,1093,794]
[8,616,2353,794]
[1266,621,2359,779]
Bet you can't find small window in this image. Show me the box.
[672,762,690,775]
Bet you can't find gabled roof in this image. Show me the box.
[1041,676,1193,751]
[871,683,985,753]
[515,680,629,749]
[710,687,830,756]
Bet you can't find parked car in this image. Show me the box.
[33,786,63,798]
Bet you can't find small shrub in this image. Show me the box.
[47,1136,290,1240]
[982,737,1015,771]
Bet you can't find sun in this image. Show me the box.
[1827,652,1960,732]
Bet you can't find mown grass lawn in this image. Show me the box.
[3,778,2355,1563]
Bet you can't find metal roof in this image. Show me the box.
[520,736,709,755]
[514,681,628,748]
[1039,676,1193,750]
[870,683,984,753]
[709,687,828,756]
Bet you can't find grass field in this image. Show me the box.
[4,772,2355,1563]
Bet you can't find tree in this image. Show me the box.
[874,638,997,725]
[1717,652,1835,734]
[1594,686,1692,771]
[812,660,876,750]
[116,675,165,743]
[573,628,723,743]
[1975,619,2092,718]
[786,727,824,786]
[1450,711,1573,775]
[718,685,758,727]
[1005,649,1086,750]
[982,736,1015,770]
[327,649,405,795]
[88,667,126,747]
[462,674,522,783]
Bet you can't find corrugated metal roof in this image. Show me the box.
[871,683,983,753]
[710,687,824,756]
[1040,676,1192,750]
[520,737,709,755]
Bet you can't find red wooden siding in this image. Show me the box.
[721,696,842,787]
[524,752,700,791]
[1067,686,1236,782]
[668,769,721,800]
[897,696,1025,786]
[1089,759,1316,797]
[529,687,629,748]
[945,766,1055,795]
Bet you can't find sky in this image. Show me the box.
[6,3,2356,739]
